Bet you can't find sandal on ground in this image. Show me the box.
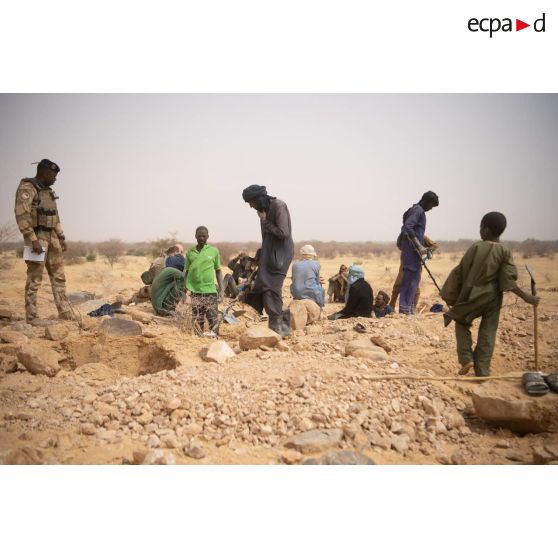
[522,372,550,396]
[458,362,474,376]
[544,373,558,393]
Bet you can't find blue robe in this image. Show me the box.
[399,204,426,314]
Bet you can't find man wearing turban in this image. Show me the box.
[242,184,294,336]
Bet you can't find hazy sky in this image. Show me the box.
[1,94,557,243]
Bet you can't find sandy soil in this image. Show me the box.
[0,250,557,465]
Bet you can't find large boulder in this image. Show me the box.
[98,318,142,337]
[288,300,308,330]
[288,299,322,330]
[285,428,344,454]
[203,340,236,364]
[239,324,281,351]
[472,379,558,434]
[345,339,388,361]
[17,345,61,377]
[300,299,321,324]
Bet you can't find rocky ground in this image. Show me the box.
[1,252,557,465]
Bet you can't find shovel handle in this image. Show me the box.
[534,305,539,372]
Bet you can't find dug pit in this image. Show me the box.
[64,336,179,377]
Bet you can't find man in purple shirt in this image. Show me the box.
[397,191,439,314]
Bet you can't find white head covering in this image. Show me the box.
[300,244,317,258]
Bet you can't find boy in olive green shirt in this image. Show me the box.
[184,226,224,336]
[441,212,539,377]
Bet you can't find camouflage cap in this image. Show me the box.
[37,159,61,172]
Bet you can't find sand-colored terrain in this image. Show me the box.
[1,250,557,465]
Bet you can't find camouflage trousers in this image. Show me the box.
[25,244,70,321]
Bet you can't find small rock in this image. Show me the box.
[298,417,315,431]
[164,397,182,412]
[134,450,176,465]
[183,423,203,436]
[345,339,388,361]
[390,434,409,454]
[0,330,29,345]
[184,441,205,460]
[203,340,236,364]
[239,325,281,351]
[442,411,465,430]
[45,323,69,341]
[80,423,96,436]
[0,354,18,374]
[17,345,61,377]
[451,451,467,465]
[276,341,290,352]
[370,336,392,353]
[532,443,558,465]
[319,450,375,465]
[505,450,526,462]
[83,393,97,404]
[495,439,511,449]
[285,428,344,454]
[147,434,161,448]
[280,449,303,464]
[436,453,451,465]
[369,432,391,450]
[0,308,13,320]
[98,318,142,337]
[161,433,180,449]
[342,422,361,439]
[419,396,442,416]
[67,291,95,304]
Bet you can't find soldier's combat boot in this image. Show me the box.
[280,310,291,338]
[268,315,283,336]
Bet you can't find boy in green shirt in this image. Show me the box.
[441,212,539,377]
[184,226,224,337]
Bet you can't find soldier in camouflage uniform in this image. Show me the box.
[14,159,72,323]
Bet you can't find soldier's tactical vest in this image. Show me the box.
[29,181,60,234]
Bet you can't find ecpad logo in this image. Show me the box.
[468,13,546,37]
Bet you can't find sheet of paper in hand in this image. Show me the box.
[23,245,48,262]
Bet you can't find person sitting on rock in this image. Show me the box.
[327,264,348,303]
[290,244,325,308]
[372,290,394,318]
[328,265,373,320]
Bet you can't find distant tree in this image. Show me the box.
[0,222,19,250]
[149,232,179,258]
[97,238,125,268]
